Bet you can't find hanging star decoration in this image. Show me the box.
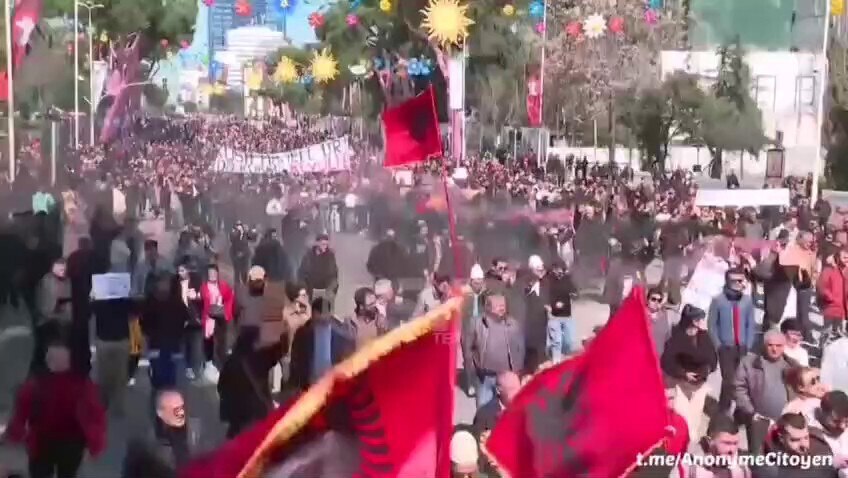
[99,31,109,42]
[349,60,368,77]
[582,13,606,39]
[379,0,391,12]
[502,4,515,16]
[271,0,296,19]
[274,56,299,83]
[608,16,624,35]
[310,48,338,83]
[346,14,359,27]
[308,12,325,28]
[565,20,582,38]
[235,0,252,17]
[644,9,659,25]
[420,0,474,47]
[528,0,544,19]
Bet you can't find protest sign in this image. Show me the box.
[695,188,790,207]
[92,273,131,300]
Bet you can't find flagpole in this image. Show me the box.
[73,0,80,147]
[811,0,832,205]
[5,0,14,182]
[535,0,547,168]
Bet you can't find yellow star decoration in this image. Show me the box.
[310,48,338,83]
[420,0,474,47]
[274,56,299,84]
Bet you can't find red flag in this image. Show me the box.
[0,72,8,102]
[11,0,43,70]
[484,287,668,478]
[181,298,460,478]
[527,72,542,127]
[382,85,442,168]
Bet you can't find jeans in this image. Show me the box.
[547,315,575,363]
[28,439,85,478]
[475,374,498,409]
[95,339,129,415]
[717,345,745,412]
[149,349,186,390]
[185,327,205,376]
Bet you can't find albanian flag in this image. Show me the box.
[382,85,442,168]
[181,298,461,478]
[484,287,668,478]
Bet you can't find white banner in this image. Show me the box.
[694,188,790,207]
[212,136,353,174]
[681,252,729,312]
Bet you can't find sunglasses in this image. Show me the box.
[729,278,746,284]
[649,296,663,303]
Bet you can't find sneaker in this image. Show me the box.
[186,369,196,381]
[204,363,220,384]
[128,378,136,387]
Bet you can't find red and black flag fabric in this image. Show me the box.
[381,85,442,168]
[11,0,43,69]
[484,287,669,478]
[181,298,462,478]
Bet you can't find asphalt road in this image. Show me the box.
[0,217,826,475]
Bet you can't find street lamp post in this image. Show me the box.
[73,0,79,147]
[5,0,15,181]
[76,1,103,147]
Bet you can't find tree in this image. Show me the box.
[44,0,197,60]
[546,0,688,144]
[616,71,704,170]
[311,0,532,120]
[701,41,767,178]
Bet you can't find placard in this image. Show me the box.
[694,188,790,207]
[92,273,131,300]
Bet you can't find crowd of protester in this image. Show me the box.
[4,113,848,477]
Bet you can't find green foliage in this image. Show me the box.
[616,71,704,168]
[703,41,767,177]
[44,0,197,57]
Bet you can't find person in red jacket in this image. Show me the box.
[200,264,235,378]
[816,248,848,336]
[4,340,106,478]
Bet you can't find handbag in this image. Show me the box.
[208,304,226,320]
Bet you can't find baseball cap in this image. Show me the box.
[248,265,266,281]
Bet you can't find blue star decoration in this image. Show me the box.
[271,0,297,18]
[529,0,544,18]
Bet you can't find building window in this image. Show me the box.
[796,75,816,110]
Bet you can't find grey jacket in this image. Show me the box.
[461,313,524,386]
[734,353,798,420]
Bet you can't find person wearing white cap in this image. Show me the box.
[450,430,479,477]
[524,254,549,373]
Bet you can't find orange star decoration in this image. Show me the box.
[235,0,252,17]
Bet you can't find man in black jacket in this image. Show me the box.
[298,234,339,306]
[123,390,194,478]
[289,298,355,390]
[252,229,292,283]
[546,258,577,363]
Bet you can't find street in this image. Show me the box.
[0,218,826,474]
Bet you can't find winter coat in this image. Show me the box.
[200,280,236,325]
[7,371,106,458]
[218,341,286,428]
[817,264,848,320]
[660,328,718,385]
[298,247,339,291]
